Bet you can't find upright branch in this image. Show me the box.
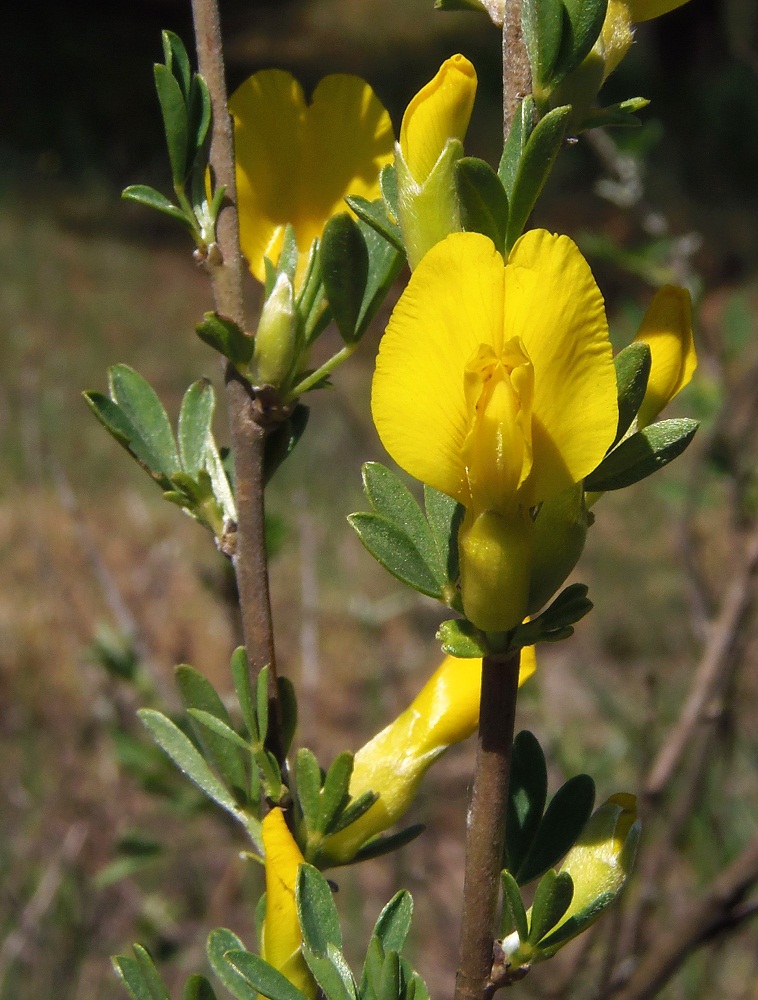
[502,0,531,139]
[455,651,521,1000]
[190,0,283,760]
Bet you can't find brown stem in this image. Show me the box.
[502,0,532,139]
[455,651,521,1000]
[190,0,283,759]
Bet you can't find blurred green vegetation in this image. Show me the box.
[2,0,758,998]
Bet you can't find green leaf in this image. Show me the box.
[302,944,357,1000]
[178,379,215,477]
[113,947,169,1000]
[207,930,260,1000]
[183,975,218,1000]
[122,185,191,227]
[580,97,650,132]
[326,790,378,836]
[498,97,536,200]
[437,619,488,658]
[375,951,400,1000]
[584,418,699,491]
[264,404,310,484]
[505,105,570,251]
[176,664,248,801]
[278,675,298,756]
[187,709,253,753]
[521,0,564,88]
[223,951,310,1000]
[84,390,168,485]
[196,312,254,366]
[363,463,442,580]
[612,342,651,447]
[360,937,384,1000]
[372,891,413,955]
[351,825,425,864]
[424,486,464,592]
[499,869,529,941]
[321,213,369,343]
[295,748,323,831]
[230,646,258,742]
[380,164,399,222]
[162,30,191,101]
[553,0,608,83]
[354,222,405,340]
[256,665,270,746]
[349,513,442,598]
[528,871,574,944]
[297,864,343,954]
[516,774,595,885]
[505,731,548,878]
[154,63,189,185]
[188,74,212,159]
[456,157,509,253]
[345,196,404,251]
[318,752,354,835]
[138,709,261,848]
[277,225,299,284]
[512,583,592,646]
[108,364,181,477]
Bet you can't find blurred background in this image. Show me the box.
[2,0,758,997]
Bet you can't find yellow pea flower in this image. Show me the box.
[260,808,317,1000]
[633,285,696,428]
[230,70,394,284]
[501,795,640,969]
[372,229,618,633]
[320,649,536,866]
[395,55,477,269]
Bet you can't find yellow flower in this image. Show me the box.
[372,229,618,632]
[395,55,477,269]
[320,650,536,865]
[260,808,316,1000]
[501,794,640,968]
[633,285,696,428]
[230,70,394,284]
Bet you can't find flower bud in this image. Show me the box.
[395,55,477,269]
[320,650,536,865]
[252,273,298,389]
[633,285,696,428]
[260,808,317,1000]
[528,483,590,616]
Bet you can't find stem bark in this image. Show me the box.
[190,0,283,760]
[455,651,521,1000]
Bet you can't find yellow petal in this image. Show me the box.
[600,0,635,79]
[230,71,393,283]
[504,230,617,506]
[261,808,316,1000]
[633,285,696,428]
[320,649,535,865]
[303,74,394,243]
[399,55,477,185]
[372,232,505,504]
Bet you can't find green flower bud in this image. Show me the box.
[528,483,591,615]
[252,273,297,389]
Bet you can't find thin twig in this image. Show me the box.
[190,0,283,760]
[455,651,521,1000]
[644,521,758,802]
[502,0,531,138]
[610,833,758,1000]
